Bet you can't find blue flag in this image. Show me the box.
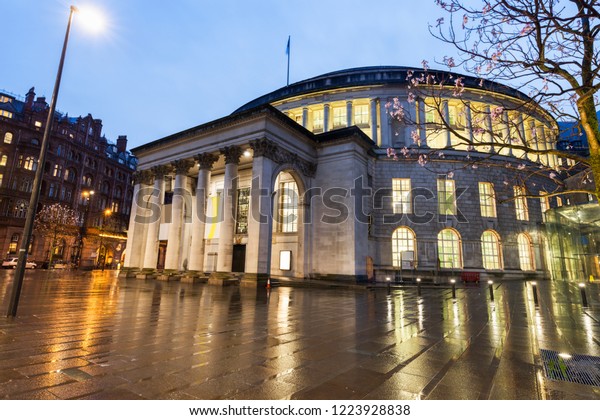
[286,36,290,56]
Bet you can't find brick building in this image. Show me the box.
[0,87,137,268]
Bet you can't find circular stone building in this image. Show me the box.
[126,66,563,284]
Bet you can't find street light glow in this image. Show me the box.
[75,5,106,34]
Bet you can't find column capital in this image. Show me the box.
[151,164,171,179]
[195,153,218,170]
[172,159,194,175]
[249,137,278,160]
[220,145,243,165]
[132,169,153,185]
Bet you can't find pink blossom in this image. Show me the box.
[401,147,410,157]
[407,91,416,103]
[418,154,428,167]
[462,14,468,28]
[549,172,557,179]
[411,130,420,144]
[491,106,504,121]
[421,60,429,71]
[453,77,465,97]
[444,56,456,68]
[520,23,533,36]
[472,164,478,169]
[447,171,454,179]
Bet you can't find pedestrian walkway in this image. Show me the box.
[0,270,598,400]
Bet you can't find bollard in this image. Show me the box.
[532,281,539,306]
[416,277,422,297]
[451,278,456,299]
[579,283,589,307]
[386,277,391,292]
[488,280,494,302]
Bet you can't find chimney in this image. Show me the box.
[25,87,35,111]
[117,135,128,153]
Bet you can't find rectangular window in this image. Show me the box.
[392,178,412,214]
[332,106,346,128]
[438,178,456,215]
[514,185,529,221]
[235,187,250,234]
[278,181,298,233]
[478,182,497,218]
[312,109,324,130]
[0,173,3,187]
[0,110,13,119]
[354,104,369,125]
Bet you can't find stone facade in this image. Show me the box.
[126,66,564,284]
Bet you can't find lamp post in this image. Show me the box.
[7,6,78,317]
[99,208,112,271]
[75,190,94,268]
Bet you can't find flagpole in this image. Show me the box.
[286,36,290,86]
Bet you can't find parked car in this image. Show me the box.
[52,261,70,269]
[2,258,37,269]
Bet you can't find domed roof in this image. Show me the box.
[233,65,529,114]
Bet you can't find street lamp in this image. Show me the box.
[99,208,112,271]
[7,5,103,317]
[75,189,94,267]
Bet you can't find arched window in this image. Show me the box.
[3,132,13,144]
[0,154,7,166]
[82,174,93,186]
[8,233,19,254]
[23,156,37,171]
[517,233,535,271]
[392,227,416,267]
[53,239,66,259]
[276,177,298,233]
[437,228,463,269]
[481,230,502,270]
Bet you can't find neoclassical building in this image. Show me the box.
[125,66,568,284]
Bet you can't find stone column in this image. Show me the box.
[464,101,474,147]
[302,107,308,128]
[442,100,452,148]
[502,111,514,157]
[188,153,218,274]
[323,104,330,133]
[484,105,495,153]
[244,138,275,285]
[141,165,169,272]
[517,113,527,160]
[164,159,193,271]
[216,145,242,273]
[380,98,391,148]
[370,98,379,145]
[346,100,353,127]
[415,99,427,147]
[122,170,152,272]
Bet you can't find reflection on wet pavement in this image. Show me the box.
[0,270,598,400]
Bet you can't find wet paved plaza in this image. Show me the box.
[0,270,599,400]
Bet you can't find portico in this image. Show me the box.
[124,105,373,285]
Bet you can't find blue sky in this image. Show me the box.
[0,0,449,149]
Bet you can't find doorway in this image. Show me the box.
[232,244,246,273]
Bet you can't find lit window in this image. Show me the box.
[479,182,497,218]
[517,233,535,271]
[34,121,42,128]
[556,196,563,207]
[438,178,457,215]
[0,110,13,118]
[514,185,529,221]
[392,227,416,267]
[392,178,412,214]
[278,181,298,233]
[437,228,463,269]
[0,173,3,187]
[0,154,7,166]
[8,233,19,254]
[3,132,13,144]
[312,109,324,130]
[53,164,62,178]
[540,192,550,221]
[481,230,502,270]
[235,187,250,234]
[23,156,37,171]
[354,104,369,125]
[332,106,346,128]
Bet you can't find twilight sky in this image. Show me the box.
[0,0,451,150]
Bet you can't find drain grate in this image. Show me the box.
[540,349,600,387]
